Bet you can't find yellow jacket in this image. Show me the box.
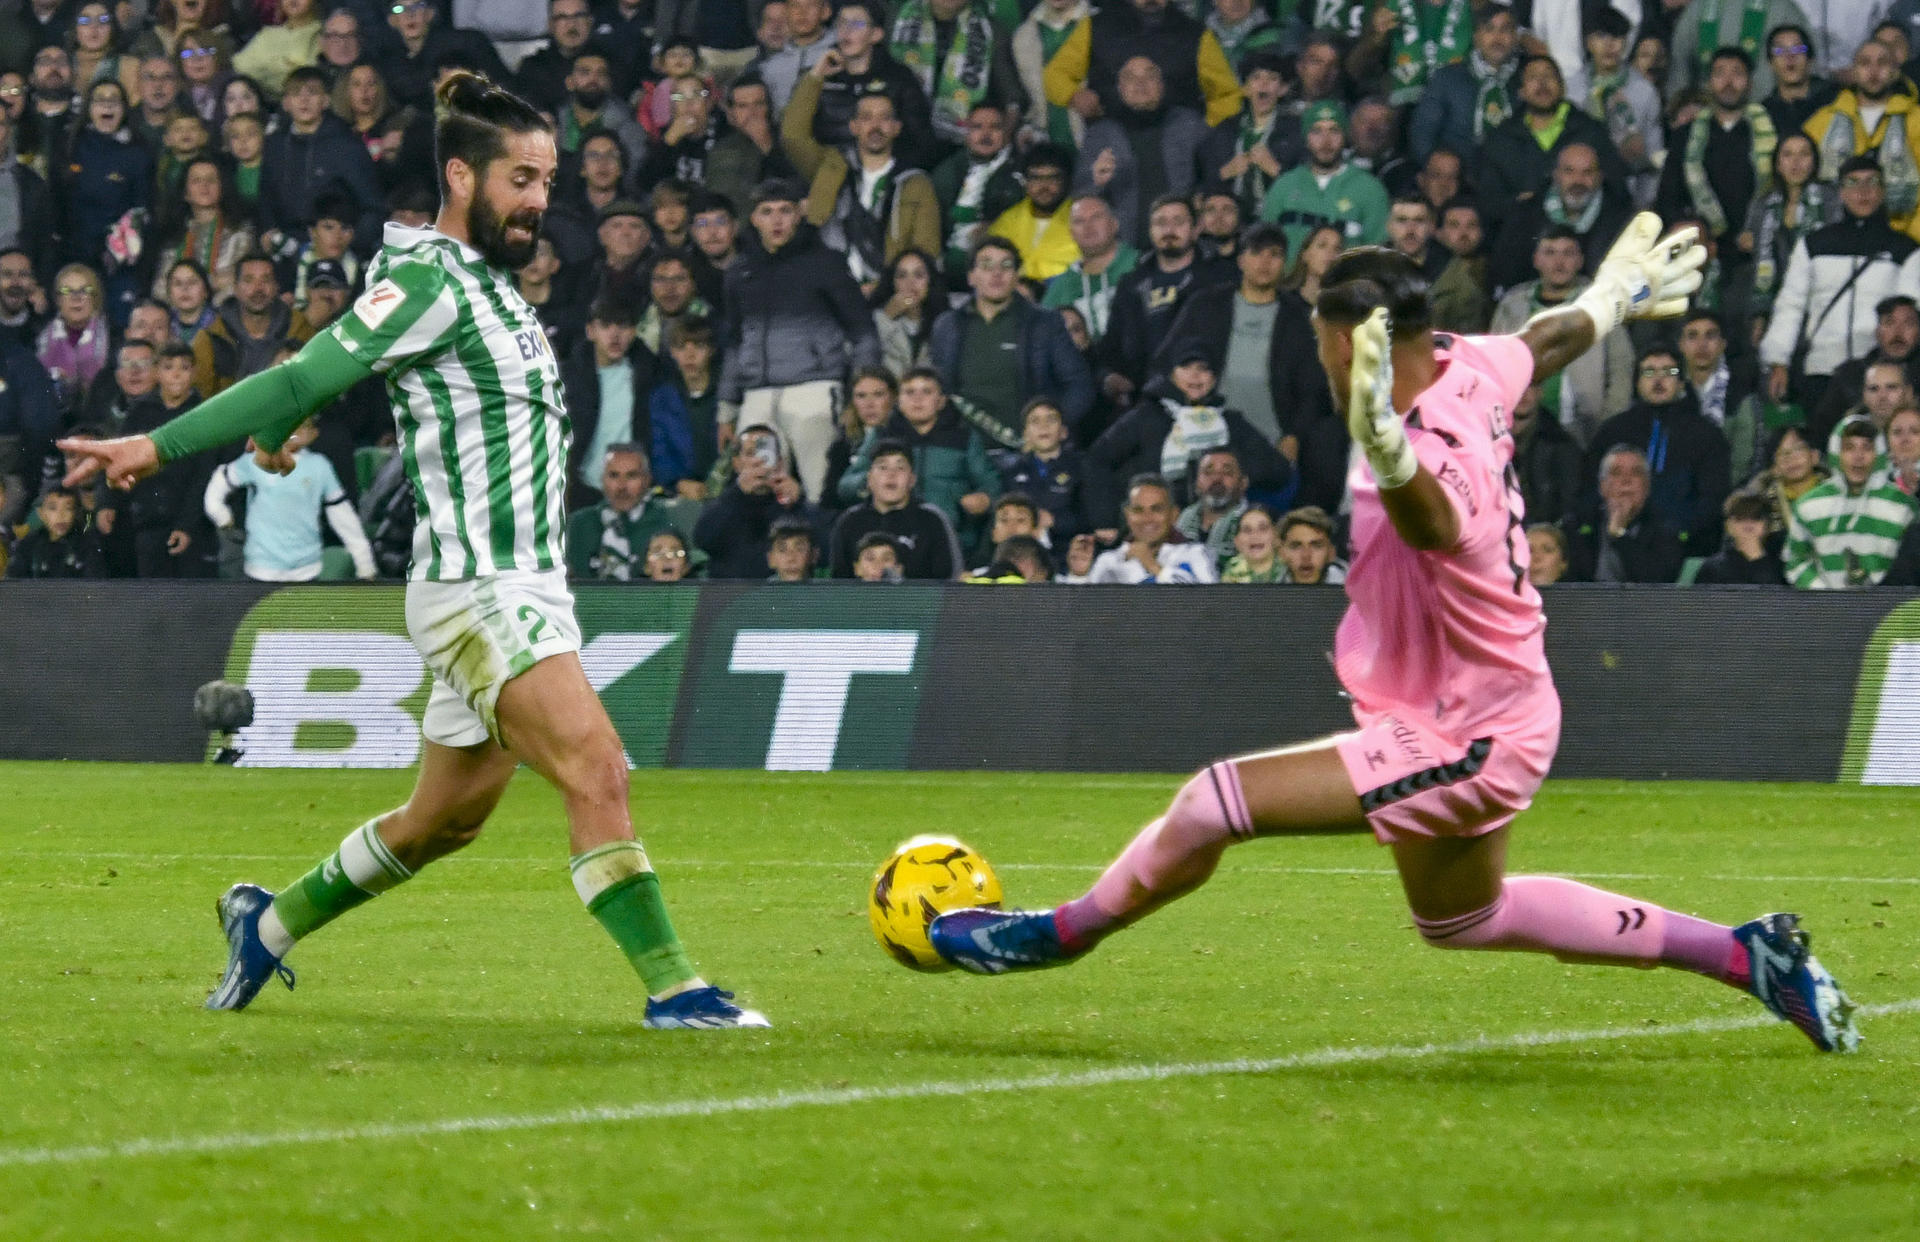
[1041,15,1242,128]
[987,199,1081,281]
[1805,89,1920,241]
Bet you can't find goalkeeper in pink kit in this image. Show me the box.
[929,214,1860,1053]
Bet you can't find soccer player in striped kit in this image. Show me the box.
[932,215,1861,1054]
[62,72,768,1029]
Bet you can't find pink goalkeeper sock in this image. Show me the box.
[1415,875,1669,965]
[1056,762,1251,950]
[1415,876,1746,984]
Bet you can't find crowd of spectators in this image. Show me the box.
[10,0,1920,590]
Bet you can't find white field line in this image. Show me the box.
[2,998,1913,1170]
[5,849,1918,887]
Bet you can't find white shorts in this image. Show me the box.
[404,569,582,748]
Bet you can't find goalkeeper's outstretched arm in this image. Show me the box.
[60,332,375,490]
[1518,211,1704,382]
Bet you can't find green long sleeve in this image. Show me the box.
[149,332,376,463]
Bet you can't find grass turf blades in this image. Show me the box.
[2,764,1915,1240]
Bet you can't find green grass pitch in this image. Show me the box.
[2,762,1916,1240]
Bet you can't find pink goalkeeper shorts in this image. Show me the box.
[1334,705,1561,845]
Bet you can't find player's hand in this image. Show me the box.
[1578,212,1707,333]
[59,434,159,490]
[1346,308,1417,489]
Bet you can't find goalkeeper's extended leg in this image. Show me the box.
[1395,830,1859,1052]
[206,740,518,1010]
[930,741,1367,973]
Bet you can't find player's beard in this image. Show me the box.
[468,191,543,270]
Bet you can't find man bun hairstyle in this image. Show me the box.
[1316,246,1432,338]
[434,70,551,196]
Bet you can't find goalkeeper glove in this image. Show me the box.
[1572,211,1707,336]
[1347,307,1418,490]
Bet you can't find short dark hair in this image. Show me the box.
[1588,7,1631,38]
[899,365,943,390]
[1022,141,1072,175]
[434,70,551,199]
[869,439,914,470]
[1147,192,1195,223]
[1766,24,1811,50]
[1439,195,1481,223]
[117,338,156,361]
[588,296,634,325]
[157,340,196,363]
[1878,294,1919,319]
[666,314,714,351]
[971,235,1020,268]
[992,492,1039,522]
[1723,493,1771,522]
[1709,46,1753,73]
[1682,309,1724,332]
[1390,193,1432,216]
[993,534,1052,576]
[1537,223,1581,246]
[236,251,277,282]
[1839,418,1880,444]
[750,177,806,209]
[283,65,328,94]
[1317,247,1431,337]
[1238,220,1288,255]
[768,515,815,546]
[855,530,902,557]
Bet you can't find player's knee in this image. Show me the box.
[555,735,629,809]
[1412,897,1506,950]
[1165,762,1251,845]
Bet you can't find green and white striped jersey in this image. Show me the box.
[1784,474,1919,589]
[326,223,569,581]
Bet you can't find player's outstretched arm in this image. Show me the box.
[61,333,375,489]
[1518,212,1705,381]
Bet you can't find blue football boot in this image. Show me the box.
[928,907,1075,974]
[205,883,295,1011]
[643,986,771,1029]
[1733,913,1860,1053]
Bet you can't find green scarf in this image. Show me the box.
[892,1,996,145]
[1470,50,1512,140]
[1817,102,1920,221]
[1695,0,1771,73]
[1543,185,1604,232]
[1582,67,1626,122]
[1684,104,1777,237]
[1230,107,1279,213]
[1389,0,1471,106]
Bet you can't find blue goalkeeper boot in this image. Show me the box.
[643,986,770,1030]
[928,907,1074,974]
[1732,913,1860,1053]
[205,883,295,1011]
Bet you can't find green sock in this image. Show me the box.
[269,819,413,950]
[571,841,699,997]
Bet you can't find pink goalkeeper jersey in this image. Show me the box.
[1333,333,1555,737]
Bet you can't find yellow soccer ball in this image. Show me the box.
[868,835,1003,971]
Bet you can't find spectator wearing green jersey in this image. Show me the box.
[1261,100,1390,256]
[1785,418,1920,588]
[1041,197,1139,350]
